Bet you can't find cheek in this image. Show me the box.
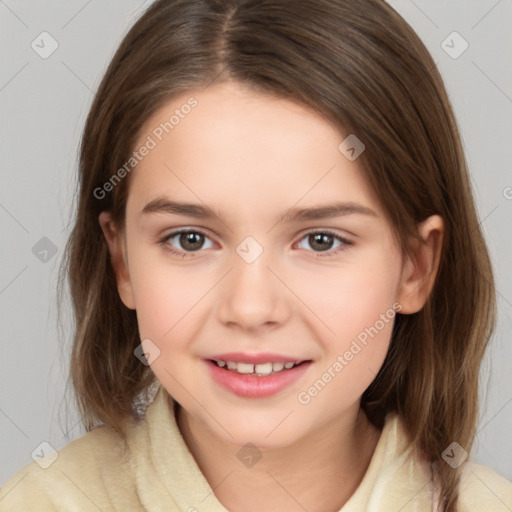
[127,247,204,342]
[294,246,401,408]
[300,292,398,413]
[296,245,402,343]
[330,252,401,393]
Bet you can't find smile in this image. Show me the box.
[204,354,312,398]
[213,360,303,376]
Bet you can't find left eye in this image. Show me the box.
[296,231,350,254]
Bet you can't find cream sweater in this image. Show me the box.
[1,384,510,511]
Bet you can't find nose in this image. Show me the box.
[216,243,290,332]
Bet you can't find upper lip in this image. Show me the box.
[206,352,310,364]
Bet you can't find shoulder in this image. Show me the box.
[382,413,511,510]
[0,422,139,511]
[457,461,512,511]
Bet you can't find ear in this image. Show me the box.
[397,214,444,314]
[98,211,136,310]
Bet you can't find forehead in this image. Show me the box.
[127,81,383,220]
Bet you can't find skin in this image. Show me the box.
[99,80,444,512]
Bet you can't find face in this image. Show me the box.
[100,81,435,449]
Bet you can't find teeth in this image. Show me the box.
[255,363,273,376]
[237,363,254,374]
[216,360,299,375]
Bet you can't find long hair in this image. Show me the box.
[57,1,496,510]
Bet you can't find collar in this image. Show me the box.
[127,383,434,511]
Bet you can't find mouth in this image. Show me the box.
[204,353,313,398]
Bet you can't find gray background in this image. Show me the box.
[1,0,511,487]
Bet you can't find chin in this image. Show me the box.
[208,409,307,449]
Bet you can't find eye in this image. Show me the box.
[158,228,353,258]
[296,230,353,257]
[159,229,214,256]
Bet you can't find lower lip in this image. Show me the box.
[205,360,312,398]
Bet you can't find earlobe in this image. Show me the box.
[98,211,136,310]
[397,214,444,314]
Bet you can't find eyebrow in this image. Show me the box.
[140,197,377,222]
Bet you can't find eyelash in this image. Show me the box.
[158,228,353,258]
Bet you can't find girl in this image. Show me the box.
[1,0,510,511]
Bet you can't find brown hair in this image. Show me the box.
[57,1,496,510]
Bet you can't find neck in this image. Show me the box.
[176,402,381,512]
